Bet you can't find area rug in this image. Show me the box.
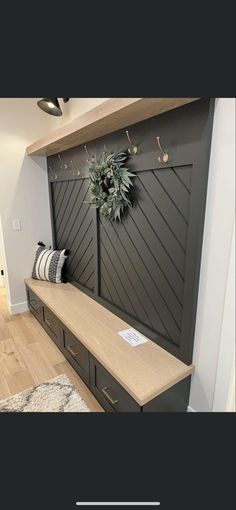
[0,374,91,412]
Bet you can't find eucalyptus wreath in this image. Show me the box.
[88,151,135,221]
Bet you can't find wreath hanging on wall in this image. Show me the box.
[88,151,135,221]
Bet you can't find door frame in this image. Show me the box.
[0,216,9,295]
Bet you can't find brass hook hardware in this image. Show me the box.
[102,144,107,155]
[70,160,81,177]
[126,130,138,155]
[156,137,169,164]
[57,153,67,169]
[48,165,58,180]
[84,145,95,163]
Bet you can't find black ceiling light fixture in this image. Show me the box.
[37,97,69,116]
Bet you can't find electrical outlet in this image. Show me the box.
[13,219,21,231]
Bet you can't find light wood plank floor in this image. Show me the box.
[0,288,104,411]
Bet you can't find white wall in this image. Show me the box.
[0,99,55,312]
[189,98,235,412]
[213,221,235,411]
[0,216,10,296]
[0,226,5,288]
[56,97,109,125]
[0,98,109,313]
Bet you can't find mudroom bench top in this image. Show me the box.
[25,278,194,406]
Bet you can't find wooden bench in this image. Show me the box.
[25,278,194,412]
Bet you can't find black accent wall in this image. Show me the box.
[47,98,215,364]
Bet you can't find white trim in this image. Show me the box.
[0,215,10,299]
[213,219,235,411]
[10,300,28,315]
[226,362,235,412]
[187,405,196,412]
[189,98,235,412]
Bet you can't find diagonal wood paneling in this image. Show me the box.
[51,165,192,347]
[48,98,214,363]
[51,179,95,292]
[100,165,192,347]
[135,176,186,277]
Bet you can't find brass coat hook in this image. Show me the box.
[70,160,81,177]
[126,130,138,155]
[57,153,67,169]
[156,137,169,164]
[84,145,95,163]
[48,165,58,180]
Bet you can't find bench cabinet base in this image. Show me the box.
[26,285,191,412]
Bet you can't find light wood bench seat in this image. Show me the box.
[25,278,194,410]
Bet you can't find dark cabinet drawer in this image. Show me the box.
[61,327,89,385]
[26,287,42,323]
[142,377,191,412]
[90,355,140,412]
[41,305,60,348]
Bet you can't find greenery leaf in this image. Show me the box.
[88,150,135,222]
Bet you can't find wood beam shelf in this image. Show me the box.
[26,98,200,157]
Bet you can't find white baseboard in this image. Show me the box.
[10,300,29,315]
[187,405,196,412]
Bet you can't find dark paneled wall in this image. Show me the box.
[99,164,192,347]
[48,99,214,364]
[51,178,95,292]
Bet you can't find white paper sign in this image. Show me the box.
[118,328,148,347]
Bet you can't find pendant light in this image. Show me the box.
[37,97,69,116]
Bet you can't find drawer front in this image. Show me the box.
[142,377,191,412]
[61,327,89,385]
[26,287,42,323]
[41,305,60,347]
[90,355,140,412]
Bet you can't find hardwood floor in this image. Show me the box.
[0,288,104,411]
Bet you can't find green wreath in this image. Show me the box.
[88,151,135,221]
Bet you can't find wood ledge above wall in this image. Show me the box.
[26,98,200,156]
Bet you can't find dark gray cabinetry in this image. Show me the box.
[61,326,90,385]
[89,355,140,412]
[26,284,190,412]
[41,304,61,348]
[26,288,42,323]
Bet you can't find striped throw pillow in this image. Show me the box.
[32,243,67,283]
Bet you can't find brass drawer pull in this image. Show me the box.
[101,386,118,405]
[67,345,80,357]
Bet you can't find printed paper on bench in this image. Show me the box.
[118,328,148,347]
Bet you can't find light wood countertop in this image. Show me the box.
[25,278,194,406]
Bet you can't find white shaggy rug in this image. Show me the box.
[0,374,91,412]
